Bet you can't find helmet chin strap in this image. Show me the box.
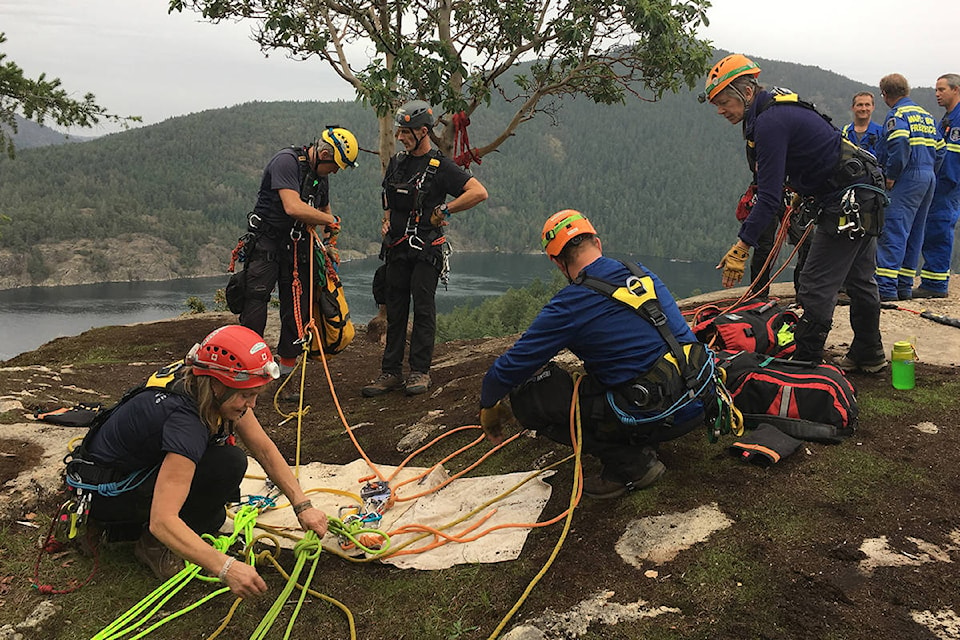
[212,383,238,408]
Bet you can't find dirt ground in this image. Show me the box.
[1,284,960,639]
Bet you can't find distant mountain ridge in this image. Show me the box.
[2,114,94,150]
[0,54,946,290]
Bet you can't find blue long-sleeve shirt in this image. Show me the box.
[877,97,945,182]
[933,101,960,207]
[841,121,884,157]
[480,256,700,424]
[739,90,840,247]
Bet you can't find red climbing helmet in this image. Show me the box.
[185,325,280,389]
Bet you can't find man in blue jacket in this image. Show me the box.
[478,210,712,499]
[875,73,945,301]
[842,92,884,157]
[915,73,960,298]
[703,54,887,372]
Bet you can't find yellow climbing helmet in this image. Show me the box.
[321,126,359,169]
[700,54,761,103]
[541,209,598,257]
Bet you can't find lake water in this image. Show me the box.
[0,252,792,361]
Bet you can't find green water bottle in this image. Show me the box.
[891,341,915,390]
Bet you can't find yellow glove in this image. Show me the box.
[479,401,512,445]
[716,242,750,288]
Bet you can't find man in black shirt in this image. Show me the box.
[239,127,359,377]
[362,101,488,396]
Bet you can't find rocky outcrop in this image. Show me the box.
[0,235,371,290]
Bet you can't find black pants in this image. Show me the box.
[382,250,440,375]
[239,235,311,360]
[89,444,247,541]
[750,217,779,297]
[510,365,703,483]
[796,225,882,362]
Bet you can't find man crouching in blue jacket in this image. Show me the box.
[477,210,714,499]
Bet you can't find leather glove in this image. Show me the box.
[717,242,750,288]
[430,204,449,227]
[479,401,512,445]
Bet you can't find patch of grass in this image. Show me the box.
[737,499,816,544]
[808,445,926,503]
[676,544,773,611]
[72,343,170,366]
[859,380,960,420]
[0,410,23,425]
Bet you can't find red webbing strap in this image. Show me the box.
[452,111,481,169]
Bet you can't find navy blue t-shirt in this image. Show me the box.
[86,390,211,473]
[253,147,330,234]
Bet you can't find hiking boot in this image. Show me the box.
[583,461,666,500]
[134,530,184,580]
[361,372,404,397]
[405,372,431,396]
[834,354,887,374]
[911,287,948,299]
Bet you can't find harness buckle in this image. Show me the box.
[625,275,645,295]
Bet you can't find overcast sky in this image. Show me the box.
[0,0,952,135]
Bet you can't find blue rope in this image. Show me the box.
[605,351,716,426]
[66,465,160,497]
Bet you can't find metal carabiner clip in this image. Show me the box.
[408,234,425,251]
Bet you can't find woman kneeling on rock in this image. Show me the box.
[77,325,327,598]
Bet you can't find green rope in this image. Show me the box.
[249,531,323,640]
[327,517,391,556]
[92,506,261,640]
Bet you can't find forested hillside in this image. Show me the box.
[0,54,944,288]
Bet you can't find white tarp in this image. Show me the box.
[231,458,555,570]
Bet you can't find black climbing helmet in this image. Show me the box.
[395,100,434,130]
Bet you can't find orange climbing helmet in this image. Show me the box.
[699,54,761,103]
[185,325,280,389]
[541,209,598,257]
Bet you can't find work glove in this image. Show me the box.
[430,204,450,228]
[479,401,513,445]
[323,216,341,242]
[716,242,750,289]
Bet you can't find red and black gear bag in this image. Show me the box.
[693,300,798,358]
[717,350,858,443]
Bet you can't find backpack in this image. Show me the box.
[307,243,355,359]
[717,350,858,443]
[63,362,188,491]
[693,300,798,358]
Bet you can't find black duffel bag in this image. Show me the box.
[717,350,858,444]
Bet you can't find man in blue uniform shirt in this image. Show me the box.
[915,73,960,298]
[875,73,945,301]
[478,210,712,499]
[704,54,887,372]
[842,92,884,157]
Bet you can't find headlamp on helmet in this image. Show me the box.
[186,325,280,389]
